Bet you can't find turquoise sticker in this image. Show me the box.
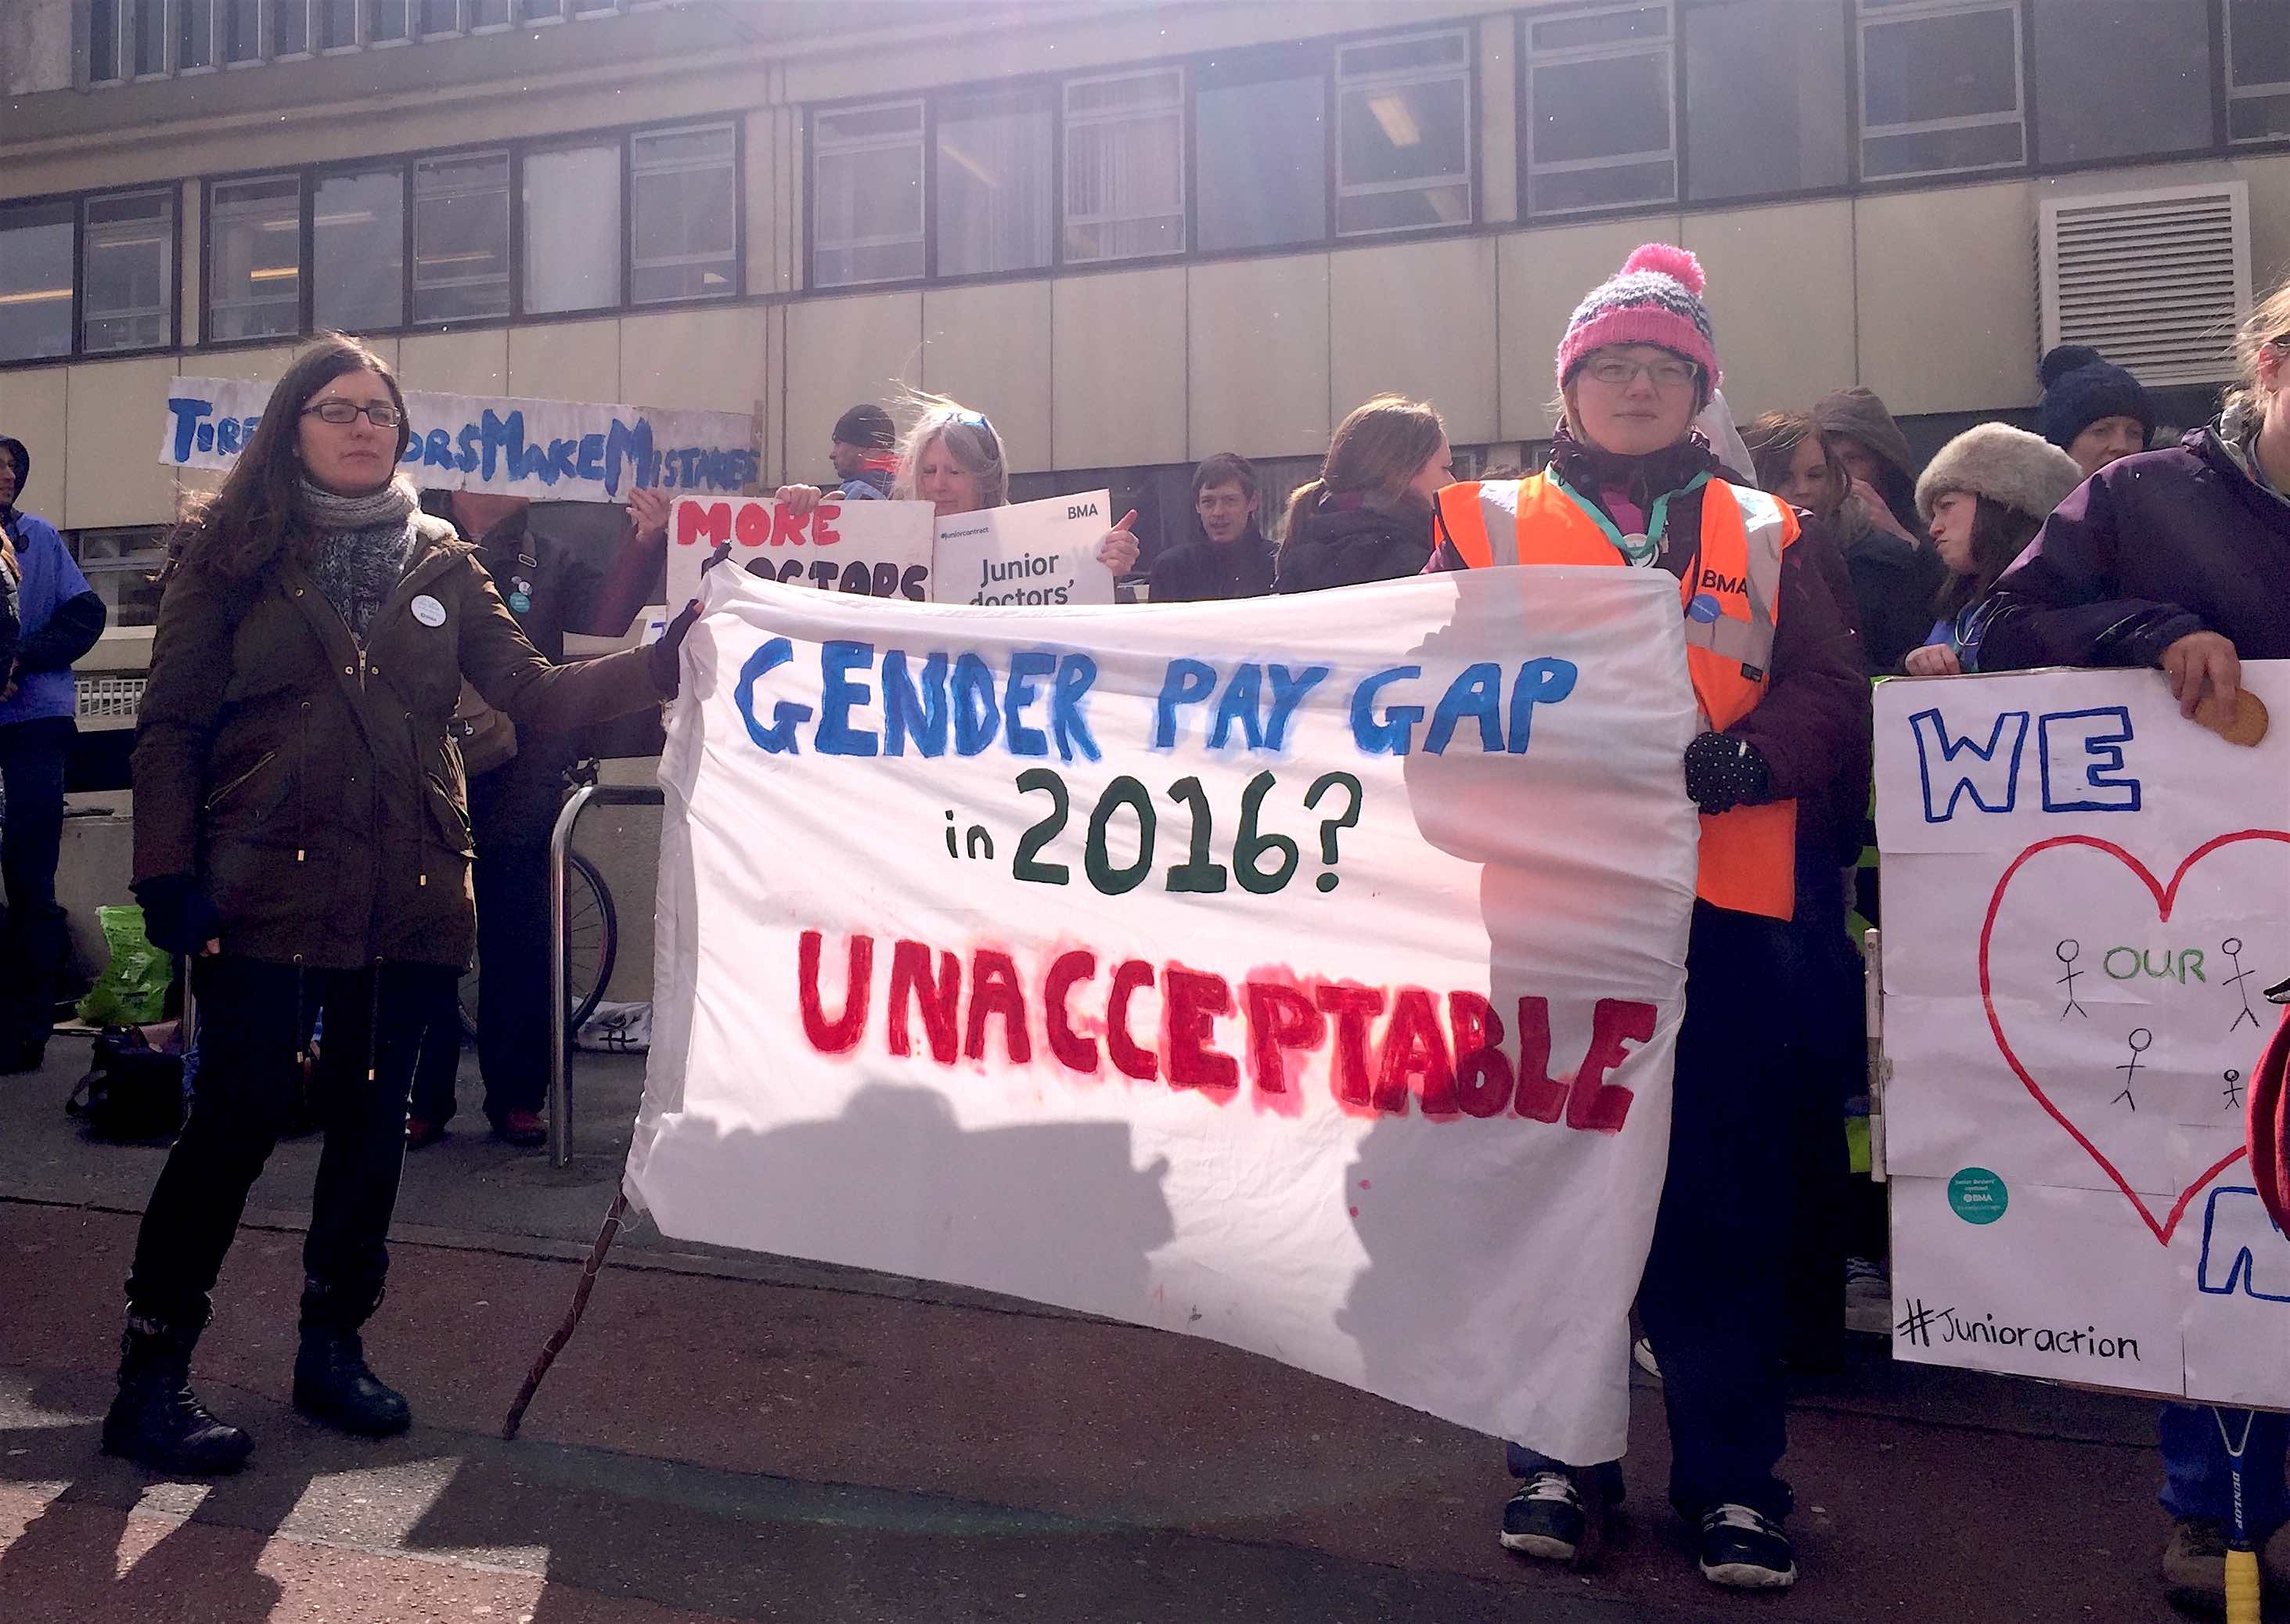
[508,591,531,614]
[1949,1167,2008,1225]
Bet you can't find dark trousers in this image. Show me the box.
[127,956,454,1332]
[0,717,73,1053]
[410,840,549,1127]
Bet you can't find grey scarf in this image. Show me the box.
[298,475,420,641]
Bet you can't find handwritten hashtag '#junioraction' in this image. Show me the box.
[1896,1298,1943,1348]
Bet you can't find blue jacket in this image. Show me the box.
[0,435,96,726]
[1970,425,2290,671]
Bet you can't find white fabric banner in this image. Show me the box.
[627,565,1702,1460]
[1875,664,2290,1403]
[666,495,935,610]
[161,376,756,503]
[932,490,1118,607]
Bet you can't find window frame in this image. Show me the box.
[2224,0,2290,147]
[1521,1,1680,220]
[178,114,742,356]
[0,185,182,365]
[1855,0,2029,182]
[805,95,931,290]
[1059,63,1190,268]
[1333,23,1478,238]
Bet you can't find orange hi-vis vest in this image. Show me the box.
[1435,471,1799,920]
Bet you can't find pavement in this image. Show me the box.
[0,1029,2197,1622]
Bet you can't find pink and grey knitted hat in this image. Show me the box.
[1555,243,1720,401]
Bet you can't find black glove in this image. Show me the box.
[646,600,702,700]
[1682,730,1773,816]
[134,874,220,957]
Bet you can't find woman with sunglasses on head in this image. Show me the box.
[774,394,1140,578]
[106,333,695,1476]
[1429,246,1866,1593]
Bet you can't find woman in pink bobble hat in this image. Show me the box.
[1429,243,1867,1593]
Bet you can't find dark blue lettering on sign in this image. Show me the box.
[1909,704,2141,821]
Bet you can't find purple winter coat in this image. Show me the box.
[1969,427,2290,670]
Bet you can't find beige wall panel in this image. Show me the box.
[183,344,305,387]
[1053,267,1187,470]
[507,320,621,403]
[921,281,1053,474]
[1856,180,2037,417]
[2231,154,2290,290]
[783,293,921,474]
[1186,254,1330,462]
[619,307,768,415]
[64,357,180,528]
[1682,200,1856,421]
[1496,214,1678,443]
[1330,236,1498,445]
[1478,13,1518,229]
[0,368,70,524]
[398,328,509,397]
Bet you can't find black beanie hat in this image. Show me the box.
[831,403,896,451]
[2038,346,2155,452]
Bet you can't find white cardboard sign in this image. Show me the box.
[665,495,935,611]
[627,564,1704,1461]
[931,490,1118,607]
[1875,664,2290,1404]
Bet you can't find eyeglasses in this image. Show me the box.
[301,399,404,428]
[1582,356,1700,390]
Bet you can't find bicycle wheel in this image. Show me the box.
[456,849,618,1039]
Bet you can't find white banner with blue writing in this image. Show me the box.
[626,565,1703,1460]
[161,376,755,502]
[1875,664,2290,1404]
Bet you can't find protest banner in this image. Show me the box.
[931,490,1119,607]
[161,376,757,503]
[1875,663,2290,1406]
[624,564,1702,1462]
[666,495,935,610]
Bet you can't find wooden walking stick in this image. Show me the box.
[501,1190,629,1442]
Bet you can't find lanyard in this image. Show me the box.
[1549,470,1709,567]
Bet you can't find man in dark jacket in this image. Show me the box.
[825,404,898,501]
[0,434,92,1071]
[1152,453,1276,603]
[407,488,666,1147]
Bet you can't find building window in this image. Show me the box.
[524,144,621,313]
[0,203,76,363]
[1195,47,1326,253]
[85,191,174,353]
[2227,0,2290,144]
[220,0,262,61]
[313,0,354,47]
[369,0,409,42]
[2029,0,2211,165]
[72,530,169,631]
[417,0,459,34]
[208,175,302,341]
[133,0,168,74]
[1336,28,1471,235]
[1683,0,1849,201]
[934,87,1053,277]
[181,0,215,67]
[1525,3,1676,215]
[812,100,925,288]
[1858,0,2025,179]
[1063,67,1186,264]
[90,1,124,82]
[412,150,510,321]
[632,122,738,303]
[273,0,310,55]
[470,0,509,25]
[520,0,566,17]
[315,167,405,330]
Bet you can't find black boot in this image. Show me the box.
[100,1316,254,1474]
[293,1327,410,1438]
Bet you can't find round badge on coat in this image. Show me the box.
[508,591,532,614]
[411,594,447,628]
[1687,592,1723,624]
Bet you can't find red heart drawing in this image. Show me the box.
[1979,830,2290,1244]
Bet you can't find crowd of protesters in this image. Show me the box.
[0,232,2278,1611]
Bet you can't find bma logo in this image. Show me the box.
[1067,502,1102,520]
[1697,567,1745,596]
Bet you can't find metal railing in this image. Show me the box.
[548,781,663,1168]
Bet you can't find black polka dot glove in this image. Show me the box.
[1682,730,1773,816]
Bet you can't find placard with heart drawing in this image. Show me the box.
[1874,664,2290,1403]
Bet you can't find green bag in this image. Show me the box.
[77,905,171,1028]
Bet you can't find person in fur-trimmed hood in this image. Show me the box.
[1902,423,2084,675]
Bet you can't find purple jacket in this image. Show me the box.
[1970,427,2290,670]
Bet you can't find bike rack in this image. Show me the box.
[549,782,664,1168]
